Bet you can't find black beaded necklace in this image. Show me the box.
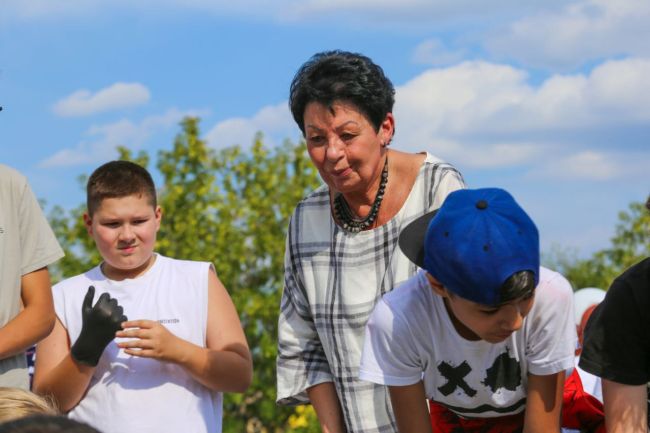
[333,157,388,233]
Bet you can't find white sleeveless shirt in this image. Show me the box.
[53,254,223,433]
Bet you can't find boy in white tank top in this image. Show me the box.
[32,161,252,433]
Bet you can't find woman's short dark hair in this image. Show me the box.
[499,270,536,304]
[289,50,395,134]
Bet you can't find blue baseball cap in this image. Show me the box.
[398,188,539,305]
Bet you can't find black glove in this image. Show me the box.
[70,285,128,366]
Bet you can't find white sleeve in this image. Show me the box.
[525,269,577,376]
[359,298,423,386]
[51,281,71,333]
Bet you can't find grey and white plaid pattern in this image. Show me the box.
[277,154,464,432]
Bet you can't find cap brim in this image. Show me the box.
[398,209,438,269]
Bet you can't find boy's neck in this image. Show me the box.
[101,254,157,281]
[441,298,482,341]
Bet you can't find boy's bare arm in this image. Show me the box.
[602,379,647,433]
[389,382,433,433]
[0,267,55,359]
[523,371,564,433]
[117,268,253,392]
[307,382,347,433]
[33,317,95,411]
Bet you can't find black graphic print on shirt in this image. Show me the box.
[482,350,522,392]
[437,349,522,398]
[437,361,477,397]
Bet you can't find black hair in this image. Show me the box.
[0,415,101,433]
[86,160,157,216]
[498,270,536,305]
[289,50,395,135]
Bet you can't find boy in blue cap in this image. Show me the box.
[359,188,576,432]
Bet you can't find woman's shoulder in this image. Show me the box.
[390,150,464,191]
[289,183,330,222]
[393,150,464,214]
[419,152,462,176]
[297,183,329,205]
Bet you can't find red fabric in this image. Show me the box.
[561,368,606,433]
[428,368,606,433]
[428,400,524,433]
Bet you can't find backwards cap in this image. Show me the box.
[399,188,539,305]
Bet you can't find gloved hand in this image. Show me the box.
[70,285,128,366]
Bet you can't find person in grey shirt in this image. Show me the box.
[0,164,63,388]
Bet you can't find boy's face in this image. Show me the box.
[84,193,161,280]
[427,273,535,344]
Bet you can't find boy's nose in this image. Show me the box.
[500,305,524,332]
[118,225,135,241]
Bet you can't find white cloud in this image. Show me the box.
[194,57,650,178]
[486,0,650,70]
[4,0,565,25]
[40,108,204,167]
[53,82,151,117]
[392,58,650,175]
[205,102,299,149]
[412,39,466,67]
[395,58,650,134]
[3,0,99,19]
[534,151,620,180]
[532,149,648,181]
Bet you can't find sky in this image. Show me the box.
[1,0,648,261]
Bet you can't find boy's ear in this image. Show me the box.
[82,213,93,236]
[154,206,162,229]
[426,273,449,298]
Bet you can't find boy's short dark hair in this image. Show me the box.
[289,50,395,134]
[86,160,156,216]
[445,270,535,306]
[499,270,536,304]
[0,414,100,433]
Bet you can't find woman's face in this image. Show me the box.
[303,101,393,195]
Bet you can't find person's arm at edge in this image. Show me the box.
[32,317,95,412]
[602,379,647,433]
[118,268,253,392]
[307,382,347,433]
[0,267,55,359]
[389,382,432,433]
[523,371,564,433]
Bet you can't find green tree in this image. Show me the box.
[49,117,322,432]
[544,200,650,290]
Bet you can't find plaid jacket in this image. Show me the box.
[277,153,464,432]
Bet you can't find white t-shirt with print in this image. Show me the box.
[359,267,576,418]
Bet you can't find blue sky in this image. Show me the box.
[1,0,649,261]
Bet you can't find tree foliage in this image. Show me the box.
[49,117,322,432]
[544,200,650,290]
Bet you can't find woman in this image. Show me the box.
[276,50,464,432]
